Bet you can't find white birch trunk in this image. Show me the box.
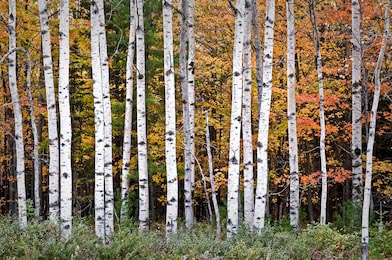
[251,0,263,116]
[10,48,42,221]
[121,0,136,220]
[287,0,299,229]
[242,0,254,227]
[187,0,196,202]
[59,0,72,238]
[38,0,60,222]
[351,0,363,202]
[253,0,275,233]
[227,0,245,239]
[91,0,105,239]
[180,0,193,229]
[8,1,27,227]
[309,1,327,225]
[1,48,39,225]
[361,1,390,258]
[205,111,221,238]
[163,0,178,236]
[96,0,114,238]
[136,0,149,230]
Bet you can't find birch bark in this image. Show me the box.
[121,0,136,220]
[91,0,105,239]
[309,0,327,225]
[96,0,114,237]
[242,0,254,227]
[361,1,390,258]
[351,0,363,202]
[227,0,245,239]
[180,0,193,229]
[59,0,72,238]
[1,48,39,224]
[8,1,27,227]
[254,0,275,233]
[287,0,299,229]
[136,0,149,230]
[38,0,60,222]
[187,0,196,204]
[163,0,178,236]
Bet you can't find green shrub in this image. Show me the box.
[2,216,391,259]
[369,225,392,258]
[334,200,362,233]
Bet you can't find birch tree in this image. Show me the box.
[8,0,27,227]
[227,0,245,239]
[97,0,114,237]
[97,0,114,239]
[205,111,221,238]
[361,1,390,258]
[38,0,60,222]
[351,0,363,202]
[286,0,299,229]
[91,0,105,239]
[1,47,39,224]
[180,0,193,229]
[187,0,196,208]
[242,0,254,227]
[59,0,72,238]
[253,0,275,232]
[121,0,136,220]
[136,0,149,230]
[0,48,41,226]
[309,0,327,225]
[163,0,178,236]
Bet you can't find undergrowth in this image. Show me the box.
[0,216,390,259]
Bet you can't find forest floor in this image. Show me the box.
[0,216,391,259]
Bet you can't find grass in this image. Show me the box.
[0,216,390,259]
